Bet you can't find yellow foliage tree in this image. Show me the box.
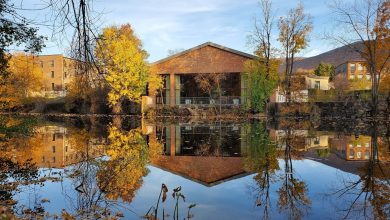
[95,24,162,107]
[97,125,162,202]
[0,53,43,108]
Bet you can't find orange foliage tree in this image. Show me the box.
[0,53,43,109]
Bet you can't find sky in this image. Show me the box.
[13,0,347,62]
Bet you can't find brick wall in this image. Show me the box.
[36,55,78,92]
[152,45,252,74]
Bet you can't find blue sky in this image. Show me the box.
[14,0,347,62]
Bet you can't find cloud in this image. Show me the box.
[14,0,343,61]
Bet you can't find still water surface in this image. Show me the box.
[1,116,389,219]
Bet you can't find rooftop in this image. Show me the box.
[152,41,257,65]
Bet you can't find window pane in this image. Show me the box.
[350,63,356,73]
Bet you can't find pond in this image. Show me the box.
[0,116,389,219]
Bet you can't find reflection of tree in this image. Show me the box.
[334,125,390,219]
[277,122,311,219]
[97,125,162,203]
[0,158,38,205]
[244,121,279,220]
[0,157,44,218]
[63,124,162,218]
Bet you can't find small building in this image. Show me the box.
[305,74,331,90]
[144,42,256,109]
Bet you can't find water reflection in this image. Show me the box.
[146,122,247,186]
[0,116,389,219]
[331,125,390,219]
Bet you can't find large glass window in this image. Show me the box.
[156,74,170,104]
[350,63,356,73]
[178,125,241,157]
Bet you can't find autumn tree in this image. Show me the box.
[278,3,312,103]
[379,71,390,97]
[0,53,44,109]
[334,74,350,100]
[248,0,276,77]
[0,0,45,75]
[329,0,390,118]
[246,0,280,113]
[350,77,371,91]
[95,24,162,112]
[244,59,279,112]
[314,62,335,80]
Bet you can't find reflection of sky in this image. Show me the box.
[14,159,365,220]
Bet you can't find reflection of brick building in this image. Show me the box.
[35,126,72,167]
[330,135,371,161]
[16,126,106,168]
[145,123,249,186]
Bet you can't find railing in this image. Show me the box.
[155,96,243,106]
[44,91,67,98]
[178,96,242,106]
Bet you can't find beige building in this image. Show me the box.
[35,54,79,98]
[305,74,331,90]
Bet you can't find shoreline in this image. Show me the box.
[0,111,388,122]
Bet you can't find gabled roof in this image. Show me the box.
[152,42,257,65]
[151,155,248,187]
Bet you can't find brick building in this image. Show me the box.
[35,54,80,98]
[287,42,372,90]
[144,42,256,108]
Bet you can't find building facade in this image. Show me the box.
[305,74,331,90]
[143,42,256,109]
[335,61,372,90]
[35,54,79,98]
